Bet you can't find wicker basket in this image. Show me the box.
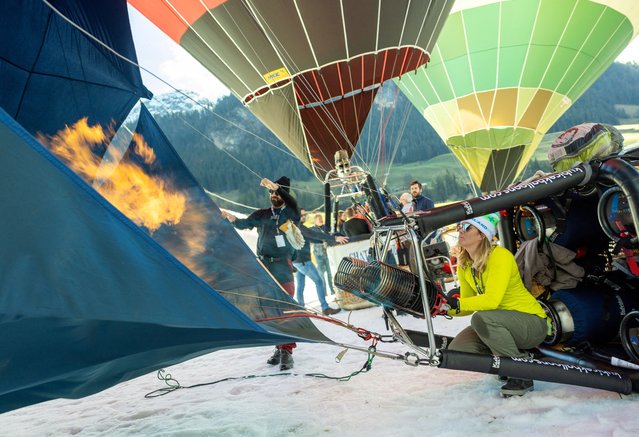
[335,287,377,311]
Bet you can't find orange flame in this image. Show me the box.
[38,118,186,233]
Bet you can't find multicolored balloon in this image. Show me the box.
[397,0,639,192]
[130,0,454,179]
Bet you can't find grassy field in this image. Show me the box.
[381,153,472,193]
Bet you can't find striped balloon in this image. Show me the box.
[130,0,454,179]
[397,0,639,192]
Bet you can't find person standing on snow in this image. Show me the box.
[221,176,300,371]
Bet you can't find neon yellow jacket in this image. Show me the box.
[454,246,546,319]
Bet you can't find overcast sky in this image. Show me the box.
[128,6,639,102]
[128,7,230,102]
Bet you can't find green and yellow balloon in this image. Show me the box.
[397,0,639,192]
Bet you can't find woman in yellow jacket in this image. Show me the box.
[445,213,548,397]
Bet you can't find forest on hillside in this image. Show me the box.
[149,62,639,210]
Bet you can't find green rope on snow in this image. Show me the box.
[145,351,375,399]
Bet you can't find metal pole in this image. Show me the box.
[407,226,439,364]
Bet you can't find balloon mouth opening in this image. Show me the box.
[244,78,293,104]
[244,46,430,105]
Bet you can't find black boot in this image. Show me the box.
[266,348,281,365]
[322,307,341,316]
[500,378,534,397]
[279,350,294,371]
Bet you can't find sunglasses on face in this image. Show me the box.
[269,190,280,195]
[457,222,473,233]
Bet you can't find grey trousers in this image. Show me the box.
[448,310,548,358]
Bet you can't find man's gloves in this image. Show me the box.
[279,220,305,250]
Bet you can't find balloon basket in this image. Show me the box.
[334,288,377,311]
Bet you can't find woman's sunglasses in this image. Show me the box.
[457,222,473,233]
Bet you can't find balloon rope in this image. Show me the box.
[40,0,300,164]
[204,189,258,211]
[383,84,412,187]
[242,0,353,176]
[378,85,403,182]
[42,0,334,200]
[132,97,327,200]
[43,0,400,201]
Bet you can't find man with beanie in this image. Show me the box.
[442,212,548,397]
[221,176,300,371]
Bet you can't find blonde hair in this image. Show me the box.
[456,237,494,273]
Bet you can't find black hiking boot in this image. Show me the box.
[266,348,281,366]
[279,350,294,371]
[500,378,534,397]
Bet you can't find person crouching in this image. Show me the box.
[444,213,548,397]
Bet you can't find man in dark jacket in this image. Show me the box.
[294,210,348,315]
[342,207,371,237]
[410,180,434,211]
[221,176,300,371]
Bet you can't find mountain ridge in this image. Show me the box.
[143,62,639,209]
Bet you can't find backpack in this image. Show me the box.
[547,123,623,172]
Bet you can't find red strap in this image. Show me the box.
[614,220,639,275]
[623,247,639,275]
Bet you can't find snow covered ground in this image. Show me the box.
[1,289,638,436]
[2,220,638,435]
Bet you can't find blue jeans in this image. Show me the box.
[314,254,335,294]
[293,261,329,311]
